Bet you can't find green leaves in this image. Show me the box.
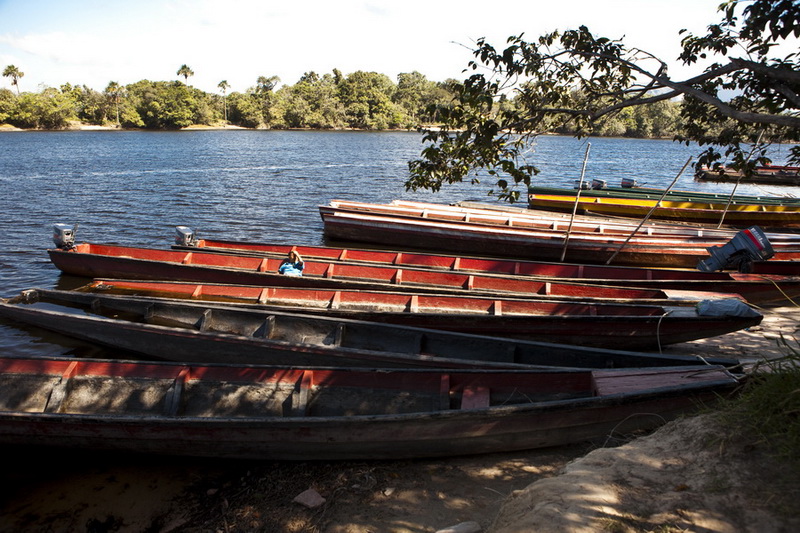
[407,0,800,199]
[127,81,197,129]
[7,89,75,129]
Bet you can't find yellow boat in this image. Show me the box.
[527,191,800,228]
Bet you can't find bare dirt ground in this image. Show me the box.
[1,306,798,533]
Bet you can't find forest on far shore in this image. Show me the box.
[0,68,684,138]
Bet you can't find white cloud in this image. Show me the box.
[0,0,728,93]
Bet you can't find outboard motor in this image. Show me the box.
[620,178,639,188]
[175,226,196,247]
[697,226,775,273]
[52,224,77,250]
[573,180,590,190]
[591,179,607,190]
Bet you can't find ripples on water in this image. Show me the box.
[1,130,798,356]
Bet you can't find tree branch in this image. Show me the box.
[729,57,800,83]
[546,51,800,128]
[655,74,800,128]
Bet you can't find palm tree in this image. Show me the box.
[177,64,194,84]
[105,81,123,126]
[3,65,24,95]
[218,80,230,122]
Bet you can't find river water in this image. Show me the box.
[1,129,798,358]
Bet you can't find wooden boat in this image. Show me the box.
[47,242,738,303]
[527,185,800,206]
[0,288,740,368]
[68,280,764,349]
[172,234,800,305]
[321,199,800,246]
[526,190,800,228]
[696,165,800,186]
[0,355,741,460]
[319,207,800,268]
[448,201,800,273]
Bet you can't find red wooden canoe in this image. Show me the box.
[174,236,800,305]
[319,206,800,268]
[48,243,730,304]
[76,279,764,349]
[0,355,740,460]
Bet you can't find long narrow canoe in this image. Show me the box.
[174,235,800,305]
[526,191,800,228]
[528,190,800,213]
[71,279,764,349]
[527,185,800,206]
[48,243,734,303]
[319,208,800,268]
[321,199,800,247]
[383,200,800,266]
[404,197,800,239]
[0,355,740,460]
[0,288,740,368]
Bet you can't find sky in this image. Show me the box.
[0,0,726,94]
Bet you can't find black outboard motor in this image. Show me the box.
[591,179,607,190]
[175,226,196,247]
[52,224,77,250]
[697,226,775,273]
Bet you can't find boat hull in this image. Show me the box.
[68,280,763,350]
[527,185,800,206]
[48,243,741,303]
[176,237,800,306]
[330,199,800,245]
[0,288,739,369]
[320,209,731,268]
[527,192,800,228]
[0,356,739,460]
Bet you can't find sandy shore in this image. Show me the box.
[490,411,800,533]
[491,305,800,533]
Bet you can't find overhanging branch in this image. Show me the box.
[511,49,800,128]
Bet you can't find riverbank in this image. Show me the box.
[0,122,251,132]
[1,306,797,532]
[0,120,422,133]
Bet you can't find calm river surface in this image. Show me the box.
[1,129,798,358]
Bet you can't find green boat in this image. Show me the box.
[527,184,800,206]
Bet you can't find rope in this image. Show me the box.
[601,412,668,448]
[756,274,800,308]
[655,311,668,355]
[655,309,748,378]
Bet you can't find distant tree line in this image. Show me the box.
[0,64,685,137]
